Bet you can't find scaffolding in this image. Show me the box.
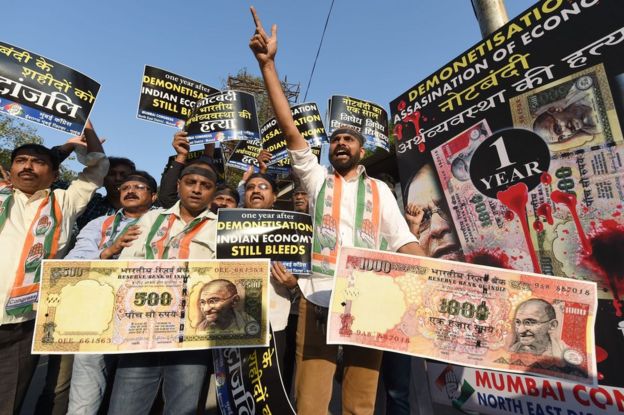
[226,69,300,125]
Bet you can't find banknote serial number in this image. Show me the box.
[555,286,591,295]
[134,292,173,306]
[56,338,112,344]
[439,299,490,321]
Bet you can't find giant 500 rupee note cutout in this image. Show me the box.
[327,247,598,383]
[33,259,270,354]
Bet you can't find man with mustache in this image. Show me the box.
[108,164,218,415]
[250,8,425,414]
[196,279,255,332]
[0,120,108,415]
[509,299,569,358]
[242,172,296,374]
[65,171,157,414]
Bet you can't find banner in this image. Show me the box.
[261,102,327,166]
[329,95,389,151]
[0,41,100,135]
[390,0,624,387]
[137,65,218,128]
[185,90,259,145]
[213,328,296,415]
[327,247,597,383]
[428,362,624,415]
[32,259,270,354]
[216,209,313,274]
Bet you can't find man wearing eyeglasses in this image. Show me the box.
[65,171,157,414]
[509,298,568,358]
[107,165,219,415]
[196,279,256,332]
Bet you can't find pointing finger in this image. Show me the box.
[250,7,267,38]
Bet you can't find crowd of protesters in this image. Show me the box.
[0,8,429,415]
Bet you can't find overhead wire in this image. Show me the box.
[303,0,336,102]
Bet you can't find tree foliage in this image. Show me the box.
[0,114,78,182]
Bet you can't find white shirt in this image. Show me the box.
[289,145,417,307]
[0,153,109,325]
[119,202,217,260]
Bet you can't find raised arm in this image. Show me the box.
[249,7,307,151]
[83,119,105,154]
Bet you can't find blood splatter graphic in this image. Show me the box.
[536,203,554,225]
[581,220,624,317]
[596,345,608,381]
[551,190,592,254]
[466,248,512,269]
[504,210,515,221]
[540,172,552,185]
[497,183,541,273]
[533,220,544,232]
[397,100,406,111]
[393,124,403,140]
[402,111,421,133]
[596,345,608,362]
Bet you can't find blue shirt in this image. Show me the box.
[65,210,138,260]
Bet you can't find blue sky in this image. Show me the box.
[3,0,537,180]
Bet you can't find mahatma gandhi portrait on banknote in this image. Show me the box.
[511,63,623,153]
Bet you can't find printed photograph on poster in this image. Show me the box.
[510,63,623,153]
[328,95,389,151]
[389,1,624,367]
[137,65,219,128]
[185,90,259,145]
[0,41,100,135]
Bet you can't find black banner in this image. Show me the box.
[261,102,327,166]
[137,65,218,128]
[390,0,624,391]
[216,209,313,275]
[185,90,259,145]
[328,95,389,151]
[213,328,295,415]
[0,41,100,135]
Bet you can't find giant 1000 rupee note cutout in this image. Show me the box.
[33,259,270,354]
[327,247,598,383]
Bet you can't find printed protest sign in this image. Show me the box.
[137,65,218,128]
[217,209,313,274]
[185,90,259,145]
[329,95,389,151]
[0,41,100,135]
